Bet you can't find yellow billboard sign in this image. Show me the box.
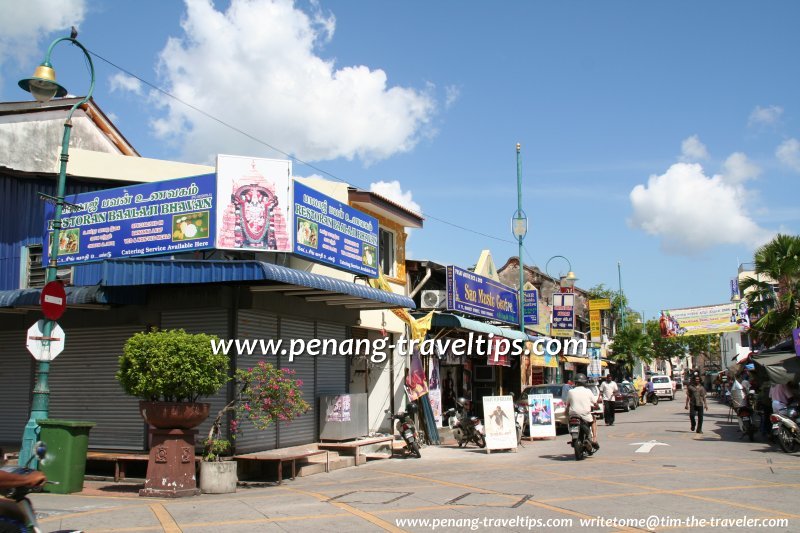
[590,309,601,340]
[589,299,612,311]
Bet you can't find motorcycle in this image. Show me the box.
[568,416,596,461]
[770,399,800,454]
[388,404,422,458]
[640,390,659,406]
[735,390,757,442]
[445,399,486,448]
[0,442,81,533]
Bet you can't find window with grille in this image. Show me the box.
[379,228,395,277]
[23,244,72,288]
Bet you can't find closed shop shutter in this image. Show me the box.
[0,332,33,445]
[278,317,315,447]
[48,326,144,450]
[316,322,348,396]
[161,309,230,447]
[234,309,278,454]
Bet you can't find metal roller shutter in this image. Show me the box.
[48,326,144,450]
[0,332,33,445]
[234,309,278,453]
[315,322,348,396]
[161,309,230,447]
[278,317,315,447]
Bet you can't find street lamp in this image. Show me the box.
[511,143,527,334]
[545,255,577,291]
[617,261,626,330]
[17,31,95,466]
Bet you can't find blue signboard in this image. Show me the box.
[43,174,216,265]
[293,181,379,277]
[446,265,518,325]
[524,289,539,325]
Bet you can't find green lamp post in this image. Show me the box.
[17,31,95,466]
[512,143,527,334]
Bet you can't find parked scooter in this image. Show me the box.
[770,399,800,454]
[445,397,486,448]
[0,442,81,533]
[387,404,422,458]
[568,416,596,461]
[736,390,757,442]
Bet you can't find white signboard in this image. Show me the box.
[527,394,556,438]
[482,395,517,450]
[26,320,65,361]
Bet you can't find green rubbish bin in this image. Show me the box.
[36,419,96,494]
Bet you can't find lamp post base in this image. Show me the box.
[139,428,200,498]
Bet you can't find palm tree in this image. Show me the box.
[739,234,800,347]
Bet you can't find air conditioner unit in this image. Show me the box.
[421,289,447,309]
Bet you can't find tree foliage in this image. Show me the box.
[608,325,654,375]
[646,320,686,362]
[587,283,629,330]
[117,329,229,402]
[740,233,800,347]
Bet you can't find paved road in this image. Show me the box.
[32,391,799,532]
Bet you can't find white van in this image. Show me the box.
[650,375,674,400]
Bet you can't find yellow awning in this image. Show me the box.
[601,360,608,367]
[562,356,590,364]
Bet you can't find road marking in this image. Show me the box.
[283,486,406,532]
[630,440,670,453]
[149,503,182,533]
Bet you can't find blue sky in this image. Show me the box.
[2,0,799,320]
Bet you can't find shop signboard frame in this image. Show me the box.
[446,265,518,325]
[524,288,539,325]
[527,394,556,438]
[551,292,575,338]
[292,181,379,277]
[482,395,517,451]
[43,174,216,265]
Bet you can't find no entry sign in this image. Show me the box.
[40,281,66,320]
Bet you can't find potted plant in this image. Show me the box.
[117,328,229,428]
[117,328,229,497]
[199,360,310,493]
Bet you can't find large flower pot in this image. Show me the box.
[139,401,210,429]
[200,461,238,494]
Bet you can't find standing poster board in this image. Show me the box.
[482,395,517,451]
[527,394,556,438]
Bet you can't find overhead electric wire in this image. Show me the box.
[88,48,516,245]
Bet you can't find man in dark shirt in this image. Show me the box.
[685,375,709,433]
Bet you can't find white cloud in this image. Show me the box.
[721,152,760,185]
[0,0,86,92]
[748,105,783,127]
[153,0,436,164]
[109,72,143,95]
[679,135,709,162]
[629,162,772,254]
[776,138,800,172]
[444,85,460,109]
[369,180,421,215]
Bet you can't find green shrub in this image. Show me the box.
[117,329,229,402]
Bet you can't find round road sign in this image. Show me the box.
[26,320,66,361]
[40,281,66,320]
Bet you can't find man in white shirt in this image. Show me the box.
[599,374,619,426]
[565,374,599,449]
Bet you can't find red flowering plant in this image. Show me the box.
[204,361,310,461]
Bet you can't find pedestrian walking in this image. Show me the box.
[685,375,708,433]
[599,374,618,426]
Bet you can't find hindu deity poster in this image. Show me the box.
[216,154,292,251]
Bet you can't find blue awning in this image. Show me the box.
[0,285,146,308]
[96,259,414,310]
[429,312,530,341]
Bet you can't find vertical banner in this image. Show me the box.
[551,292,575,337]
[524,289,539,325]
[589,309,602,341]
[482,396,517,450]
[405,349,429,401]
[587,346,602,378]
[428,357,442,426]
[527,394,556,438]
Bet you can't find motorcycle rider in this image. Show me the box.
[0,470,45,490]
[0,468,46,531]
[565,373,599,450]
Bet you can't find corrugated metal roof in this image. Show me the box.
[0,285,145,307]
[96,259,414,309]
